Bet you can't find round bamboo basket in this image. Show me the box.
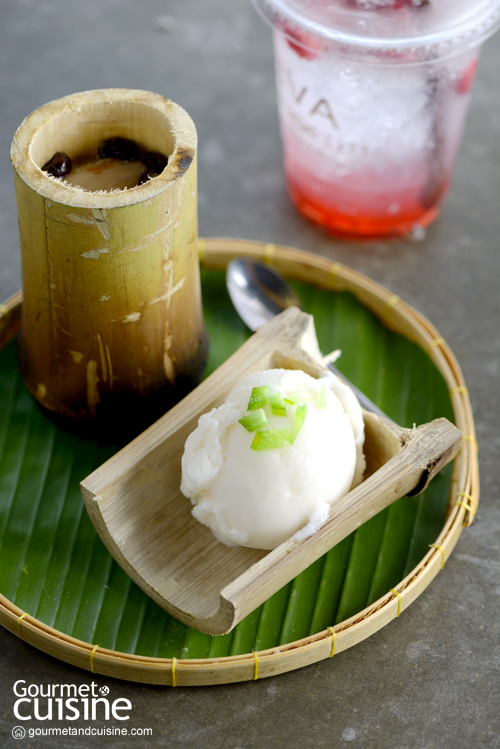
[10,89,208,435]
[0,238,478,686]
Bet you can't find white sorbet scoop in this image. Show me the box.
[181,368,365,550]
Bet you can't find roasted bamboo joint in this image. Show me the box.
[10,89,209,437]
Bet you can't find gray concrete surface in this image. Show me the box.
[0,1,499,747]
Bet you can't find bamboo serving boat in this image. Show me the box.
[80,307,462,636]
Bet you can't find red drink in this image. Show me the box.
[252,0,500,239]
[284,143,449,238]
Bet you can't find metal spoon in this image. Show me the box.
[226,257,390,420]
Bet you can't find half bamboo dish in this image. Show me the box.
[81,306,462,636]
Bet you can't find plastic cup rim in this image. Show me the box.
[251,0,500,62]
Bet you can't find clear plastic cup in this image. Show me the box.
[251,0,500,239]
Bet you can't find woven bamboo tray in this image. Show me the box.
[0,237,478,686]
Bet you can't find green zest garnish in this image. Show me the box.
[238,408,268,432]
[284,391,309,405]
[285,387,327,409]
[317,386,327,410]
[240,382,318,450]
[251,428,291,451]
[269,390,287,416]
[247,385,272,411]
[289,403,307,444]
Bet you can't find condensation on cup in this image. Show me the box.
[251,0,500,239]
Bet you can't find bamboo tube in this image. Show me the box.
[10,89,208,437]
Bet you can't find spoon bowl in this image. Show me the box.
[227,258,302,330]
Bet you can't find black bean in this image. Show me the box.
[142,151,168,173]
[98,137,140,162]
[42,152,72,178]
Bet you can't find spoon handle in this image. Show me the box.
[327,362,394,423]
